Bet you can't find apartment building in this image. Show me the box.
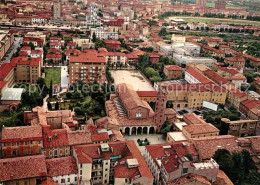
[91,27,118,40]
[1,126,43,158]
[16,58,42,84]
[0,30,14,61]
[69,51,106,84]
[73,141,153,185]
[224,57,245,68]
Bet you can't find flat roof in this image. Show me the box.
[174,122,188,131]
[1,88,25,101]
[167,132,188,142]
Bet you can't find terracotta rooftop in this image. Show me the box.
[70,51,106,63]
[74,141,153,179]
[183,113,207,125]
[213,170,234,185]
[1,126,43,142]
[164,65,182,71]
[203,70,228,85]
[168,173,211,185]
[186,68,212,84]
[192,135,248,160]
[0,155,47,182]
[46,156,78,177]
[136,91,157,97]
[67,130,92,145]
[117,83,148,111]
[183,123,219,135]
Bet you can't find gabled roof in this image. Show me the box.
[46,156,77,177]
[0,155,47,182]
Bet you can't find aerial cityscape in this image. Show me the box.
[0,0,259,184]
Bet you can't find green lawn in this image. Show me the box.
[45,68,61,88]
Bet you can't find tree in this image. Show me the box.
[92,32,97,43]
[134,11,137,20]
[37,78,48,98]
[47,101,52,110]
[49,79,53,98]
[213,149,234,177]
[28,42,35,50]
[145,67,159,78]
[66,92,72,99]
[55,101,59,110]
[185,153,193,161]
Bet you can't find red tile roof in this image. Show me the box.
[225,57,245,63]
[164,65,182,71]
[42,126,69,148]
[70,52,106,63]
[91,132,109,142]
[74,141,153,179]
[186,68,212,84]
[0,81,7,89]
[168,174,211,185]
[104,40,121,45]
[136,91,157,97]
[0,155,47,182]
[117,83,148,111]
[183,123,219,135]
[183,113,207,125]
[203,70,228,85]
[46,156,78,177]
[192,135,245,160]
[1,126,43,142]
[0,63,14,80]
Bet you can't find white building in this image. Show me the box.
[173,54,217,68]
[86,2,101,26]
[46,156,78,185]
[91,27,118,40]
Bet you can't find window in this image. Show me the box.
[105,168,108,171]
[136,112,142,118]
[183,168,188,174]
[67,178,70,182]
[25,142,28,145]
[75,177,77,182]
[61,179,65,183]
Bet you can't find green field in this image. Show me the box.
[45,68,61,88]
[167,16,260,26]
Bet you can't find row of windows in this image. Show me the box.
[3,140,41,147]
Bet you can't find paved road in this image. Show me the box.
[1,37,23,64]
[61,66,69,89]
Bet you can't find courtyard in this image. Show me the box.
[110,70,155,91]
[124,134,166,154]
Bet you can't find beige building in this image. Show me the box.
[0,30,14,61]
[182,124,219,139]
[160,83,227,109]
[171,34,186,43]
[16,58,41,84]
